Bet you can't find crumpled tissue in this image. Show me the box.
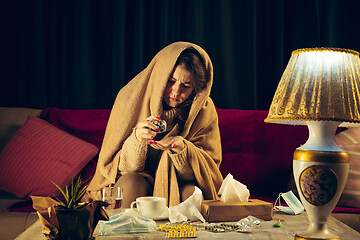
[169,186,206,223]
[218,173,250,203]
[98,209,156,235]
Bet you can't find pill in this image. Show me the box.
[274,222,282,227]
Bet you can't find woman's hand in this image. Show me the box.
[149,136,185,152]
[135,116,161,143]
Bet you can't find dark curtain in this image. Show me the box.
[1,0,360,110]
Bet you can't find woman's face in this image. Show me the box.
[163,64,195,108]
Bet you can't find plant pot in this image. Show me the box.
[55,201,108,240]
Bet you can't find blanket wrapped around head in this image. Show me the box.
[87,41,223,206]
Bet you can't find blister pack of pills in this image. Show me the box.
[157,223,198,238]
[204,216,261,233]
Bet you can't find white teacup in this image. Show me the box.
[130,196,167,219]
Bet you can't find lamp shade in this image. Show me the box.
[265,48,360,127]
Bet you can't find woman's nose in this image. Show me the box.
[171,83,181,95]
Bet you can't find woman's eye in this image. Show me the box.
[182,84,191,89]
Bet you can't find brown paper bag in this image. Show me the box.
[31,196,60,239]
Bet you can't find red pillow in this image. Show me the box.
[0,115,99,198]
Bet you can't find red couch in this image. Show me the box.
[8,107,360,212]
[1,107,359,239]
[42,107,309,200]
[41,107,360,213]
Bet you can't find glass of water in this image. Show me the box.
[101,186,122,209]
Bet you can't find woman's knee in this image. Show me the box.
[116,172,149,192]
[115,172,151,207]
[180,184,196,202]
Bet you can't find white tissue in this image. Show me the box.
[218,173,250,203]
[168,186,206,223]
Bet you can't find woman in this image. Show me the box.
[87,42,223,207]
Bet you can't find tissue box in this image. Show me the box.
[201,199,273,222]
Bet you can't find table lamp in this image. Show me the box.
[265,48,360,240]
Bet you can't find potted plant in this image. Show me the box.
[51,176,108,240]
[51,175,90,210]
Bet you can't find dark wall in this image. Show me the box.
[1,0,360,110]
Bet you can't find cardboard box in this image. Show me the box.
[201,199,273,222]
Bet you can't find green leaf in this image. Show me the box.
[53,195,67,207]
[51,176,91,209]
[65,186,70,203]
[70,177,75,199]
[75,188,87,202]
[51,180,67,199]
[75,175,82,190]
[79,177,91,191]
[67,198,74,209]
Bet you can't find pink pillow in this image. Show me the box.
[335,128,360,209]
[0,115,99,198]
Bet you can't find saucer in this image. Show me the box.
[151,208,169,220]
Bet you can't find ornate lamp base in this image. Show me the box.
[292,122,349,240]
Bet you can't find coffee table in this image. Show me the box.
[15,211,360,240]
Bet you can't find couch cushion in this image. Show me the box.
[0,107,43,153]
[42,108,111,150]
[335,128,360,209]
[42,108,111,181]
[0,115,99,198]
[216,108,308,198]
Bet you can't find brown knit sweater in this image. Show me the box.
[118,108,195,180]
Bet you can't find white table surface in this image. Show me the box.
[15,211,360,240]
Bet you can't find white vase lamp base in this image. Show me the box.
[293,121,349,240]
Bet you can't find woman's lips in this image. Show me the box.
[170,97,179,102]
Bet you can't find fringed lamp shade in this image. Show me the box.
[265,48,360,127]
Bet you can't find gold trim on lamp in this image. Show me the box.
[292,47,359,55]
[294,149,349,163]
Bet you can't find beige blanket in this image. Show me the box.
[87,42,223,206]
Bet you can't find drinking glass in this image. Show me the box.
[101,186,122,209]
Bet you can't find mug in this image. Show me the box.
[130,196,166,219]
